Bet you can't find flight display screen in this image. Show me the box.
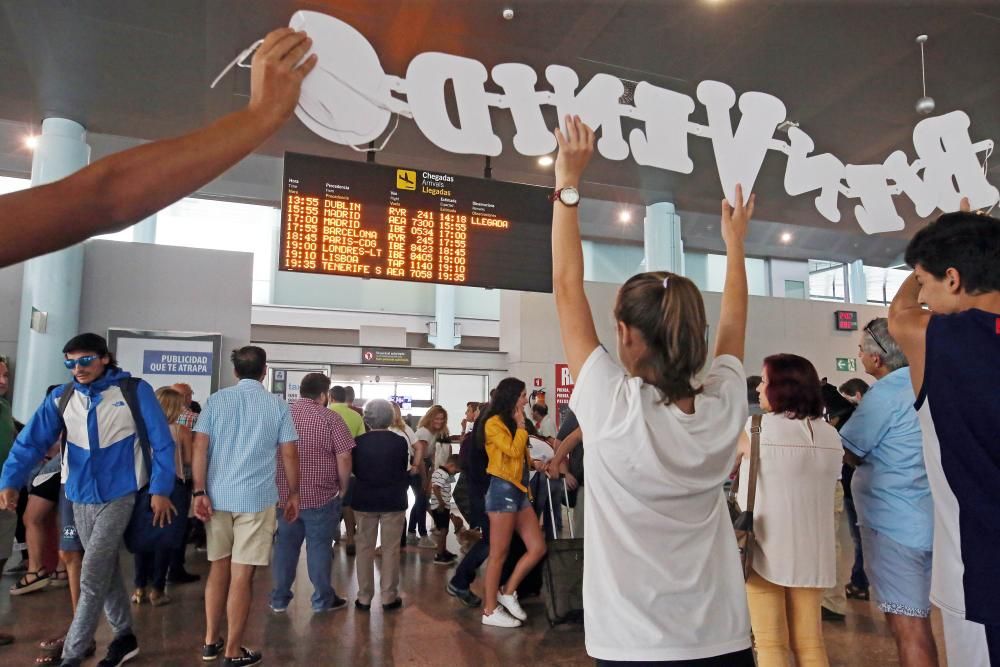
[280,152,553,293]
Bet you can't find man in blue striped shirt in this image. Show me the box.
[192,346,299,667]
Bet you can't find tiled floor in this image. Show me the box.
[0,538,949,667]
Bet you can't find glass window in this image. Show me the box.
[864,265,911,305]
[809,260,847,302]
[155,197,278,304]
[0,176,30,195]
[684,251,769,296]
[784,280,806,299]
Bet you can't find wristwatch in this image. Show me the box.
[192,490,207,498]
[550,186,580,207]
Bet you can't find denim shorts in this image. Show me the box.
[860,525,932,617]
[484,476,531,514]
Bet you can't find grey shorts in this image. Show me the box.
[861,525,932,617]
[59,485,83,553]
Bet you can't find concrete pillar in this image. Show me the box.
[14,118,91,421]
[428,283,461,350]
[644,202,684,275]
[131,213,157,243]
[848,259,867,305]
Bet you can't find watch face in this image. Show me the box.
[559,187,580,206]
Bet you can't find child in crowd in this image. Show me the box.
[429,455,461,565]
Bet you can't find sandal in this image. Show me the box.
[845,583,870,601]
[48,568,70,589]
[148,589,171,607]
[10,569,50,596]
[131,588,147,605]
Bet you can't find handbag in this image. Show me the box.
[728,413,762,581]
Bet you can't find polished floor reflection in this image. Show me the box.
[1,539,948,666]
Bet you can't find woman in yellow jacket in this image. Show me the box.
[480,377,547,628]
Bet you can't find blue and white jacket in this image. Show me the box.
[0,368,176,504]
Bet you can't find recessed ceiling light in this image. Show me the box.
[537,155,554,167]
[24,135,38,150]
[780,232,793,243]
[618,210,631,223]
[502,8,514,20]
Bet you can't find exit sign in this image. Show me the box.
[836,357,858,372]
[835,310,859,331]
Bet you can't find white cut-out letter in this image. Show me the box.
[545,66,629,161]
[628,82,695,173]
[910,111,999,213]
[491,63,556,156]
[697,81,786,205]
[845,164,904,234]
[783,127,845,223]
[405,52,502,156]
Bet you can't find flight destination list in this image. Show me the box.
[280,152,554,293]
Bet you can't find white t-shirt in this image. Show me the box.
[389,425,416,469]
[533,415,557,439]
[570,347,752,662]
[527,436,554,480]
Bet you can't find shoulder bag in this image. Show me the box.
[728,413,762,581]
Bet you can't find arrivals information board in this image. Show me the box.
[280,152,553,292]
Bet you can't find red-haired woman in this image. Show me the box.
[737,353,842,667]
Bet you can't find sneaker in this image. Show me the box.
[481,606,522,628]
[96,632,139,667]
[222,648,262,667]
[446,582,482,608]
[269,603,288,613]
[497,589,527,621]
[417,536,437,549]
[202,639,224,661]
[313,595,348,613]
[406,532,418,546]
[433,553,457,566]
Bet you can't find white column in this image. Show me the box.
[643,202,684,274]
[428,283,461,350]
[131,213,157,244]
[848,259,867,305]
[14,118,91,421]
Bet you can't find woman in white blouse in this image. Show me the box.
[737,353,842,667]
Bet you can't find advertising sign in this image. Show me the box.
[554,363,575,429]
[108,329,222,403]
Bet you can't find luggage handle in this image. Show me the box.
[545,475,574,540]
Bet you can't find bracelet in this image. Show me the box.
[192,490,207,498]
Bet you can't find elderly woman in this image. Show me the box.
[352,399,411,612]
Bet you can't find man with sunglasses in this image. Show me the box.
[889,200,1000,667]
[838,318,937,667]
[0,333,177,667]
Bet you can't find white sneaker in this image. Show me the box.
[497,589,527,621]
[481,605,522,628]
[417,536,437,549]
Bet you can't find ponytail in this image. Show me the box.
[614,272,708,404]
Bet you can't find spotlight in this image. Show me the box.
[537,155,554,167]
[780,232,792,243]
[24,135,38,150]
[618,210,632,223]
[502,8,514,20]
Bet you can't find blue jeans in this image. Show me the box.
[843,493,869,590]
[407,473,428,537]
[270,497,342,611]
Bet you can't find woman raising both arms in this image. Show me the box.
[551,115,756,665]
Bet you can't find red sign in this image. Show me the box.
[534,377,543,387]
[554,363,575,429]
[834,310,858,331]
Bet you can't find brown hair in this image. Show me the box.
[614,271,707,404]
[418,405,449,438]
[155,386,185,425]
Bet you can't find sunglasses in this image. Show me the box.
[63,355,100,370]
[863,323,889,356]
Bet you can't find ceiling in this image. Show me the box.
[1,0,998,266]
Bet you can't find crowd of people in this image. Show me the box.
[0,22,995,667]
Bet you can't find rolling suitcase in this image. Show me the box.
[542,477,584,625]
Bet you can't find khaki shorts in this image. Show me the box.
[206,506,276,566]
